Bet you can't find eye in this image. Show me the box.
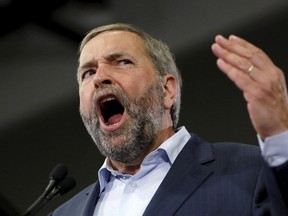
[81,69,96,81]
[118,59,133,65]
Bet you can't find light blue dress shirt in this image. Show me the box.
[258,131,288,166]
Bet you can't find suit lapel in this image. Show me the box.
[143,134,215,216]
[76,182,100,216]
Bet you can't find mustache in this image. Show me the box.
[93,87,127,106]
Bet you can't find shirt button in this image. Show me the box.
[130,182,137,188]
[267,156,274,164]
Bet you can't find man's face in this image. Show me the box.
[78,31,166,163]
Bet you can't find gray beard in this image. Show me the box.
[80,82,165,163]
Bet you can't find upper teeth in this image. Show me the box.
[100,97,116,104]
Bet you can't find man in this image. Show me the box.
[48,23,288,215]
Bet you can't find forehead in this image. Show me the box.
[80,31,146,59]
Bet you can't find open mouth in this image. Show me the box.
[99,96,125,126]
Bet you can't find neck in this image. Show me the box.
[108,126,175,175]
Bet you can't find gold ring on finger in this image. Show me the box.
[247,65,255,75]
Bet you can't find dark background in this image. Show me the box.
[1,0,288,215]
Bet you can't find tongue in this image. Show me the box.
[108,114,122,125]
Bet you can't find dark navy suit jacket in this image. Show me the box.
[48,133,288,216]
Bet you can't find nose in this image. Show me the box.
[93,65,114,88]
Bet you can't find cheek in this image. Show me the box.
[121,79,150,99]
[79,87,94,115]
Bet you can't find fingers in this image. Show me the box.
[211,34,288,137]
[211,35,276,90]
[211,41,257,92]
[214,35,273,70]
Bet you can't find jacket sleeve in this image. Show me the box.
[269,161,288,215]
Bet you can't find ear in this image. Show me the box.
[162,74,177,110]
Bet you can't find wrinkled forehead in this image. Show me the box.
[81,30,146,56]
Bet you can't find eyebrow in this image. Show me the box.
[105,52,127,61]
[77,60,96,82]
[77,61,96,74]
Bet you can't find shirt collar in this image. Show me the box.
[157,126,190,164]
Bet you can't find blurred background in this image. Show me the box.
[1,0,288,215]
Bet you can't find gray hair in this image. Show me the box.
[78,23,182,128]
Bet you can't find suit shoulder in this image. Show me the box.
[212,141,260,156]
[211,141,263,169]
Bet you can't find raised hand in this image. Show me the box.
[211,35,288,139]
